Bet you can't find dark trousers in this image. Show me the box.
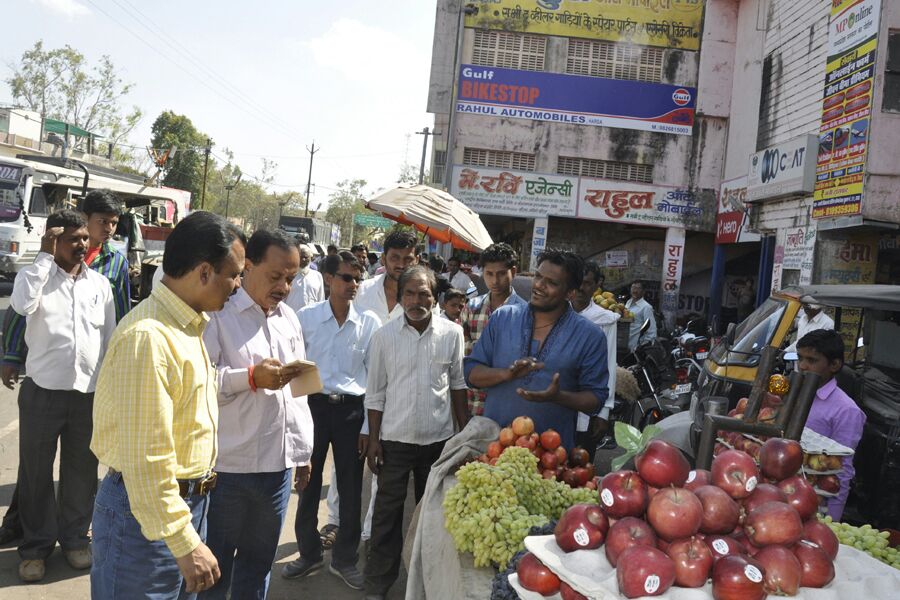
[295,397,365,567]
[364,439,446,596]
[18,378,98,559]
[1,472,21,536]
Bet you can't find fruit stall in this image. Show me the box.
[406,405,900,599]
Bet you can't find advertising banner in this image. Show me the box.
[812,0,881,219]
[605,250,629,268]
[747,135,817,201]
[457,64,696,135]
[529,217,549,271]
[353,214,395,229]
[450,165,578,217]
[716,176,759,244]
[465,0,705,51]
[660,226,686,329]
[576,178,700,227]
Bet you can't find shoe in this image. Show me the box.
[329,562,364,590]
[64,546,93,570]
[19,559,45,583]
[281,556,323,579]
[0,525,22,545]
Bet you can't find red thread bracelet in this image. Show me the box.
[248,365,257,392]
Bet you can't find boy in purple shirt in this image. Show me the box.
[796,329,866,520]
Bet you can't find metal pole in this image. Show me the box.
[443,3,475,187]
[304,141,318,217]
[225,187,231,219]
[200,138,211,210]
[418,127,429,185]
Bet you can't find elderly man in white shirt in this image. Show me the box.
[201,230,313,600]
[786,303,835,353]
[284,243,324,311]
[11,210,116,583]
[572,262,618,457]
[626,280,657,351]
[363,265,469,599]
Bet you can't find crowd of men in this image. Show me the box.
[0,188,865,599]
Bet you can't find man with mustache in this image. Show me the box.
[199,229,313,599]
[11,209,116,582]
[285,243,324,311]
[363,265,469,600]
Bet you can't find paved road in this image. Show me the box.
[0,285,412,598]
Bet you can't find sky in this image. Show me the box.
[3,0,437,209]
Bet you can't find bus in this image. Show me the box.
[0,154,190,288]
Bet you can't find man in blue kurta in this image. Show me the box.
[464,249,610,449]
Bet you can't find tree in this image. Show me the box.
[325,179,370,244]
[150,111,208,199]
[6,41,142,146]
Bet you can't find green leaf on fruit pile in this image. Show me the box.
[639,424,661,447]
[610,422,663,472]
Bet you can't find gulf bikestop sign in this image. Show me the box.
[457,65,697,136]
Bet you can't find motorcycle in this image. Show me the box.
[625,319,691,430]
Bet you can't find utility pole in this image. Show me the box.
[200,138,212,210]
[304,141,319,217]
[415,127,441,185]
[224,172,242,219]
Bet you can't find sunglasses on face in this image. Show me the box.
[335,273,362,284]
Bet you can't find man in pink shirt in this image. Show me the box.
[796,329,866,521]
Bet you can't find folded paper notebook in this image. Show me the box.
[287,360,324,397]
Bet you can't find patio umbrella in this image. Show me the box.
[366,184,493,251]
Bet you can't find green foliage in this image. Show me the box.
[325,179,371,245]
[611,422,661,471]
[150,111,208,198]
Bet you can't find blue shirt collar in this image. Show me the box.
[319,299,361,326]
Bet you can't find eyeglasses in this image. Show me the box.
[335,273,362,284]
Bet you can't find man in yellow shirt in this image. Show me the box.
[90,212,246,599]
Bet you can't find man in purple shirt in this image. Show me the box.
[796,329,866,520]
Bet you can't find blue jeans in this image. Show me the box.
[200,469,292,600]
[90,471,209,600]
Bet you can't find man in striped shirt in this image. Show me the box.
[0,189,131,547]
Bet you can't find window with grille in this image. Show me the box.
[432,150,447,184]
[557,156,653,183]
[472,29,546,71]
[463,147,536,171]
[884,30,900,113]
[566,39,664,82]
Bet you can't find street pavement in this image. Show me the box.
[0,285,412,598]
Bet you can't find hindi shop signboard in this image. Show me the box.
[576,179,701,227]
[716,176,759,244]
[457,65,696,136]
[813,0,881,219]
[747,135,817,201]
[450,165,577,218]
[464,0,705,51]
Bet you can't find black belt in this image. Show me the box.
[309,392,364,405]
[108,467,217,498]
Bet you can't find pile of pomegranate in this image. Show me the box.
[475,416,599,489]
[516,437,840,599]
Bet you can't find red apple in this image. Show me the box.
[818,474,840,494]
[554,446,567,464]
[559,581,588,600]
[792,539,835,588]
[684,469,712,491]
[515,435,537,451]
[487,441,503,459]
[516,552,560,595]
[802,519,839,561]
[757,407,777,422]
[711,555,766,600]
[605,516,658,567]
[563,469,580,488]
[599,470,649,519]
[555,504,609,552]
[755,545,802,596]
[647,487,703,541]
[741,483,787,518]
[573,467,591,487]
[777,475,820,521]
[666,536,713,588]
[512,416,535,437]
[531,445,543,460]
[647,485,660,499]
[711,449,760,499]
[759,438,804,481]
[541,468,557,480]
[540,429,562,451]
[744,501,803,547]
[657,537,670,553]
[570,447,590,468]
[635,439,691,488]
[498,427,516,447]
[540,451,559,471]
[694,485,741,534]
[704,535,745,564]
[616,545,676,598]
[731,528,759,556]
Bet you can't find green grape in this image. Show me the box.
[817,515,900,570]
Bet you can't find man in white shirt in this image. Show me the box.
[11,210,116,582]
[786,304,835,353]
[284,252,381,590]
[284,244,324,311]
[572,261,618,456]
[364,265,469,599]
[625,280,657,351]
[447,255,474,296]
[351,244,370,280]
[202,229,313,599]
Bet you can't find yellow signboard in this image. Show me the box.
[464,0,705,50]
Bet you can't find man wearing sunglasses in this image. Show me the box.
[284,251,381,589]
